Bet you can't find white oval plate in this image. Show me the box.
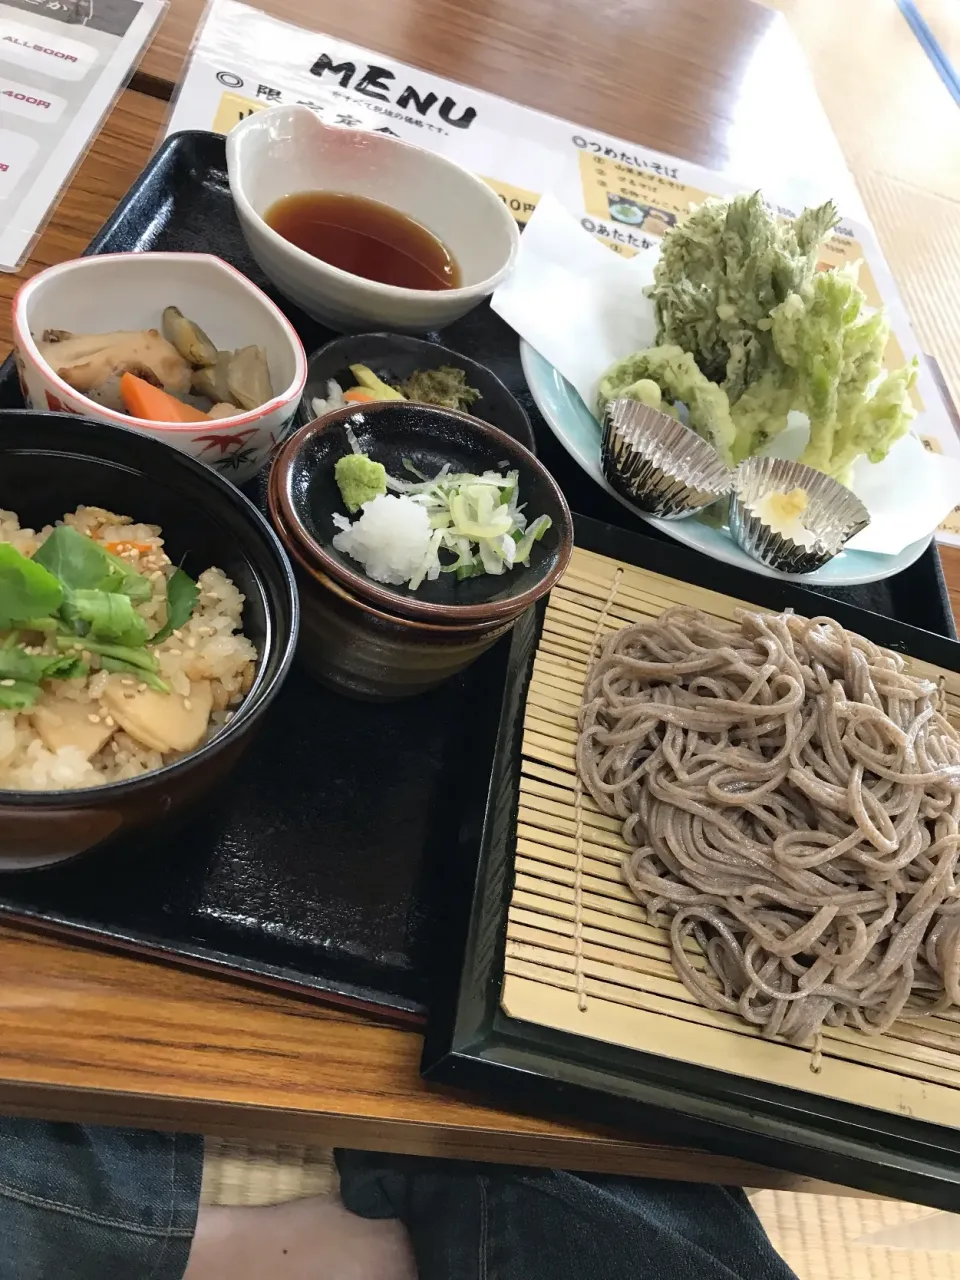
[520,341,932,587]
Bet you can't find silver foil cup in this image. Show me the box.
[600,399,733,520]
[730,456,870,574]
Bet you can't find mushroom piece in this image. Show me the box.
[37,329,192,411]
[101,677,213,755]
[31,698,115,759]
[162,307,218,369]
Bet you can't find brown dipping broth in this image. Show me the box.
[263,192,461,291]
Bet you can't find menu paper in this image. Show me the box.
[0,0,165,272]
[168,0,960,547]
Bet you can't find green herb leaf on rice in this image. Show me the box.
[55,634,160,672]
[0,544,63,627]
[55,634,170,693]
[0,614,90,707]
[0,525,203,713]
[98,655,170,692]
[151,568,199,644]
[42,654,89,681]
[0,680,43,710]
[60,588,150,648]
[15,616,59,632]
[32,525,151,601]
[0,646,86,684]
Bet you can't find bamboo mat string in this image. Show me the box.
[572,568,624,1012]
[811,1031,823,1075]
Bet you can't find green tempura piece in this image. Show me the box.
[335,453,388,514]
[767,265,915,479]
[823,361,918,485]
[729,371,796,462]
[597,345,738,465]
[623,188,920,483]
[620,378,663,411]
[648,191,839,399]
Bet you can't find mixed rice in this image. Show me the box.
[0,506,257,791]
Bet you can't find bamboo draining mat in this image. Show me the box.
[501,546,960,1126]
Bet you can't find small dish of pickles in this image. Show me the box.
[301,331,535,453]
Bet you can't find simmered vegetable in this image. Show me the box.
[35,309,275,421]
[37,328,192,410]
[120,372,209,424]
[162,306,218,367]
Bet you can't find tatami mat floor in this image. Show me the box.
[752,1190,960,1279]
[199,1139,960,1277]
[200,3,960,1276]
[201,1138,336,1206]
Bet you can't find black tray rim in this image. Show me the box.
[1,126,957,1048]
[1,910,425,1023]
[422,511,960,1209]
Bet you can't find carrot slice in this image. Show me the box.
[103,541,154,555]
[343,387,378,404]
[120,372,209,424]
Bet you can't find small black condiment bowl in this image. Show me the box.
[0,412,298,870]
[299,332,536,452]
[271,401,573,628]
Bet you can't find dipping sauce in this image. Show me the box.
[263,192,461,291]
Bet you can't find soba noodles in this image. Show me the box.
[576,606,960,1047]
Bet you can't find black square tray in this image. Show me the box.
[423,513,960,1209]
[0,130,954,1027]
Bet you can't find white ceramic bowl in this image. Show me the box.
[226,104,521,333]
[13,252,307,485]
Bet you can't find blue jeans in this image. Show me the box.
[0,1120,797,1279]
[0,1120,201,1279]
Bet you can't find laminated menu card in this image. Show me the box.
[0,0,166,271]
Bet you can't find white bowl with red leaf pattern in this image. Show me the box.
[12,252,307,485]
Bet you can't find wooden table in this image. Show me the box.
[0,0,955,1194]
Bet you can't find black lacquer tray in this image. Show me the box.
[0,130,954,1027]
[423,513,960,1209]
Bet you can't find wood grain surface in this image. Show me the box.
[0,0,955,1191]
[0,921,851,1192]
[142,0,858,206]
